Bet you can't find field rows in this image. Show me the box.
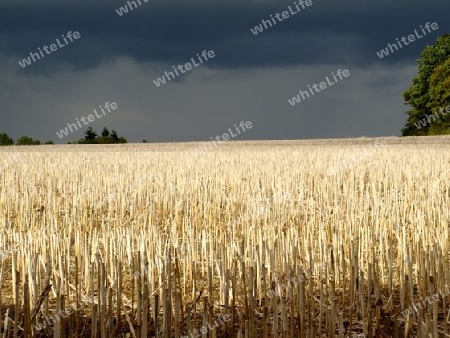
[0,139,449,337]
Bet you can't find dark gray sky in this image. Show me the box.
[0,0,448,143]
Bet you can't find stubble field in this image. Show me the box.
[0,137,449,337]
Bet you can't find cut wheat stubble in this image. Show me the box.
[0,139,449,336]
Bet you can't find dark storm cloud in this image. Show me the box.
[0,0,447,143]
[0,0,448,75]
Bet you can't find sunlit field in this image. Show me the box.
[1,137,450,337]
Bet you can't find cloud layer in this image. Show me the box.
[0,0,448,142]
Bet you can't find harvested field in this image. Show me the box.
[0,136,450,337]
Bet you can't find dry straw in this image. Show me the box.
[0,137,449,337]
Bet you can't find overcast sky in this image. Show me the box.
[0,0,448,143]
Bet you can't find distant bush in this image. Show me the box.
[16,136,41,145]
[0,132,14,146]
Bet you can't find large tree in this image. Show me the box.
[402,34,450,136]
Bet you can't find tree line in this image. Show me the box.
[0,127,128,146]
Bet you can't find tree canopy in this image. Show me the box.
[75,127,127,144]
[402,34,450,136]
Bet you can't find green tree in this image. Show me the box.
[427,57,450,134]
[101,127,110,137]
[402,34,450,136]
[0,132,14,146]
[82,127,98,143]
[45,141,54,144]
[111,130,119,142]
[16,136,41,145]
